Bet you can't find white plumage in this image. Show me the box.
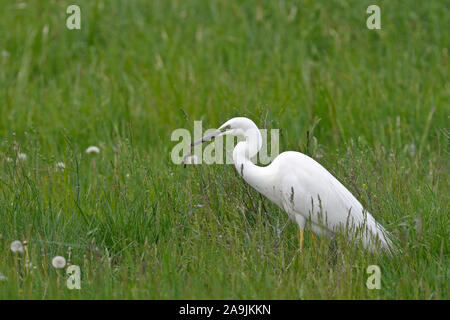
[191,117,394,253]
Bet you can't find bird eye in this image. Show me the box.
[221,125,231,132]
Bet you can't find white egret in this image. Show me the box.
[187,117,395,253]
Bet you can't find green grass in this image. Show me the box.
[0,0,448,299]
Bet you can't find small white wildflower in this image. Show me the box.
[409,143,416,157]
[0,273,7,281]
[85,146,100,155]
[287,6,298,22]
[42,25,49,36]
[10,240,24,254]
[18,153,27,161]
[5,157,13,163]
[155,53,164,70]
[56,162,66,169]
[52,256,66,269]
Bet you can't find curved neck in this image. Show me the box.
[233,128,268,191]
[232,127,262,162]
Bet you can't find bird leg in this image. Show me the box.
[311,233,318,248]
[298,229,304,251]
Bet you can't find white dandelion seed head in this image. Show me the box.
[52,256,66,269]
[56,162,65,169]
[0,273,7,281]
[10,240,24,254]
[18,153,27,161]
[85,146,100,155]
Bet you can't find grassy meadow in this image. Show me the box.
[0,0,448,299]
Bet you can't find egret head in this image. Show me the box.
[190,117,258,147]
[217,117,259,137]
[183,117,261,166]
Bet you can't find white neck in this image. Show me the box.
[232,127,269,193]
